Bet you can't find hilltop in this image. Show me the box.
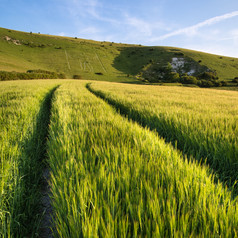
[1,27,238,84]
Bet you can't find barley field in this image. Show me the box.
[88,82,238,190]
[0,80,238,237]
[0,80,59,237]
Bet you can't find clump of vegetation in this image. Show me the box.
[174,52,184,56]
[232,77,238,84]
[197,71,218,80]
[140,62,179,83]
[21,41,46,48]
[140,60,228,88]
[73,74,82,79]
[180,74,198,84]
[0,70,66,81]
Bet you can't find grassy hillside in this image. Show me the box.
[1,27,238,82]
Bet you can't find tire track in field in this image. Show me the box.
[38,85,60,238]
[86,83,238,195]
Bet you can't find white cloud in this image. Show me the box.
[58,32,66,36]
[123,14,169,38]
[151,11,238,41]
[124,15,152,36]
[79,27,101,35]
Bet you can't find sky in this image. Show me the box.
[1,0,238,57]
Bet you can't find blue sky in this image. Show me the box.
[1,0,238,57]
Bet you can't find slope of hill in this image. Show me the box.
[1,27,238,83]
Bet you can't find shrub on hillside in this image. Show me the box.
[164,72,180,82]
[197,80,214,88]
[180,75,198,85]
[197,71,218,80]
[73,75,82,79]
[174,52,184,56]
[232,77,238,83]
[58,73,66,79]
[221,81,228,86]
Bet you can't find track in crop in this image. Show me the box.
[36,86,59,238]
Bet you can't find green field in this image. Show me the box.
[0,80,60,237]
[0,80,238,237]
[88,82,238,189]
[1,27,238,84]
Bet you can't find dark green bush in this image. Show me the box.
[221,81,228,86]
[198,71,218,80]
[174,52,184,56]
[73,75,82,79]
[232,78,238,83]
[180,75,198,84]
[0,70,66,81]
[198,80,214,88]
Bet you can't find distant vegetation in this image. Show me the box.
[139,60,228,87]
[0,69,66,81]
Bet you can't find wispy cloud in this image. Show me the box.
[58,32,66,36]
[151,11,238,41]
[124,15,153,36]
[124,14,169,37]
[79,27,101,35]
[66,0,120,25]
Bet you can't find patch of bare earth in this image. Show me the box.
[4,36,21,45]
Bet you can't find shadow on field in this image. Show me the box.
[86,83,238,197]
[13,85,59,237]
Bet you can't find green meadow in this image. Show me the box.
[0,27,238,237]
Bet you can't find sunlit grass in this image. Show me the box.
[88,82,238,190]
[0,80,60,237]
[48,81,238,237]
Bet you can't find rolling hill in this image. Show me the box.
[1,27,238,83]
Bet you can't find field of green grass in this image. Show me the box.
[0,80,60,237]
[1,27,238,83]
[1,79,238,237]
[88,82,238,190]
[48,81,238,237]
